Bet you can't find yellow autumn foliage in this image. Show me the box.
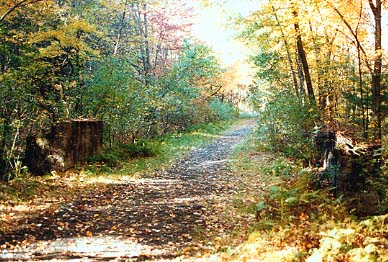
[29,20,99,59]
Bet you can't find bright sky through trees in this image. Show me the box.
[190,0,258,65]
[190,0,260,84]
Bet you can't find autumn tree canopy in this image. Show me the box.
[239,0,386,142]
[0,0,240,178]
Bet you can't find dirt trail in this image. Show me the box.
[0,119,257,261]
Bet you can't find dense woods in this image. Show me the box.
[1,0,388,261]
[0,0,239,179]
[232,0,388,260]
[243,0,386,140]
[239,0,387,203]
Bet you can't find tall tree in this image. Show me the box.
[292,2,316,106]
[368,0,382,140]
[272,6,299,97]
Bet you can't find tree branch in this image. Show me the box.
[0,0,44,23]
[328,1,373,73]
[368,0,378,16]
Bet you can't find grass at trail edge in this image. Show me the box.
[0,119,244,204]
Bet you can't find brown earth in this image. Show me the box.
[0,119,257,261]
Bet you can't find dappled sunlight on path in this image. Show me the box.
[1,236,151,261]
[0,119,257,261]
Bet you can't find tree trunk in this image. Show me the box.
[292,7,316,106]
[308,20,326,109]
[296,49,306,98]
[113,11,126,56]
[131,3,152,85]
[0,118,11,179]
[355,3,367,138]
[143,3,151,85]
[368,0,382,141]
[0,125,7,178]
[272,6,299,97]
[358,43,367,138]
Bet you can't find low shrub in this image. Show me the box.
[254,90,317,160]
[209,98,239,121]
[88,152,119,167]
[120,141,159,158]
[88,140,159,168]
[255,159,347,242]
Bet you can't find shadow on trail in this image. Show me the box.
[0,119,256,261]
[1,182,211,261]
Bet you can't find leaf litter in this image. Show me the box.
[0,119,257,261]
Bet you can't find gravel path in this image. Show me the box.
[0,119,256,261]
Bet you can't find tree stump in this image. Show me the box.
[315,127,386,215]
[25,120,103,175]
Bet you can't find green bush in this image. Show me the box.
[120,141,159,158]
[88,140,159,168]
[253,157,348,255]
[88,152,118,168]
[209,98,238,121]
[254,90,317,159]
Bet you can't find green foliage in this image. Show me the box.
[251,50,290,89]
[82,56,151,143]
[255,158,346,229]
[28,18,100,120]
[88,140,159,168]
[0,1,101,178]
[174,40,222,79]
[253,89,317,159]
[209,98,239,121]
[81,40,236,145]
[0,0,239,178]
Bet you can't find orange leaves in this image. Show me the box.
[0,121,259,260]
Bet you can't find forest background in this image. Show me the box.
[1,0,388,260]
[0,0,246,179]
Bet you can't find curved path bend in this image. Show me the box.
[0,119,256,261]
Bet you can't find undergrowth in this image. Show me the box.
[226,131,388,261]
[84,120,234,177]
[0,119,237,204]
[88,140,159,168]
